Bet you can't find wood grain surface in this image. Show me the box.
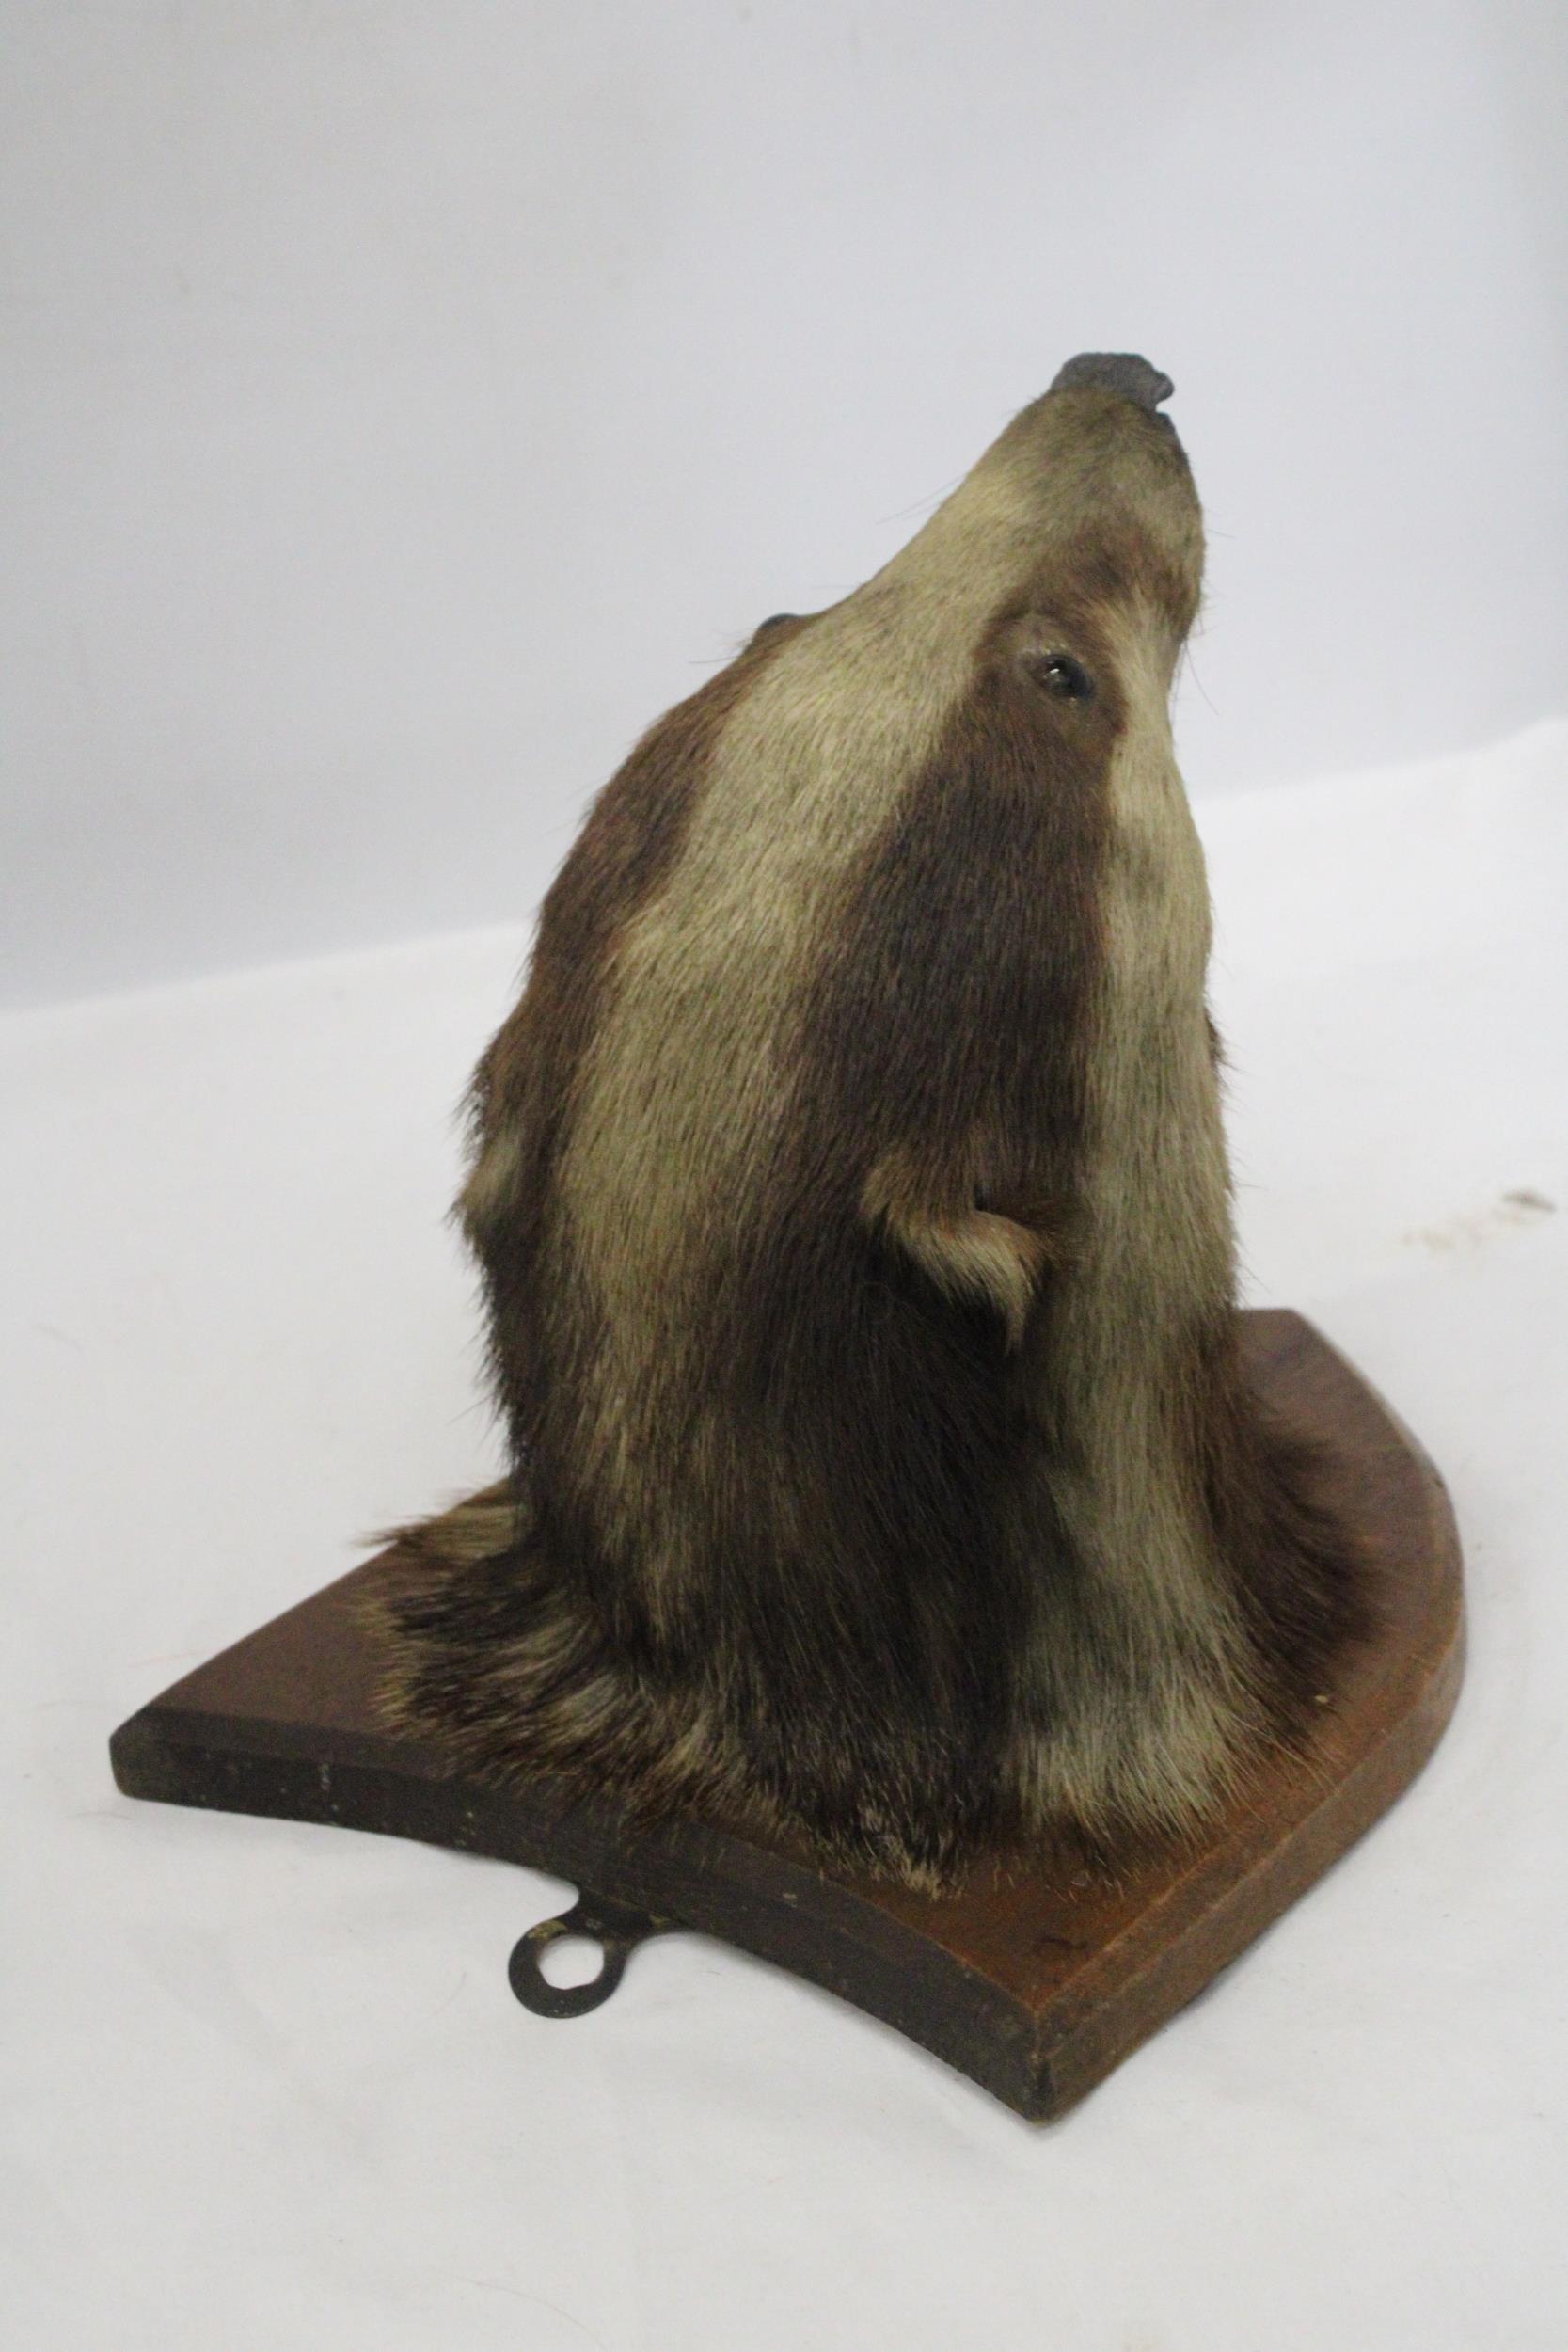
[109,1310,1464,2119]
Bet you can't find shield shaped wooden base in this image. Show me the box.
[109,1310,1463,2122]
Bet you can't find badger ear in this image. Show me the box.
[863,1145,1052,1350]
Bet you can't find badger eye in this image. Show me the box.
[1027,650,1094,701]
[752,612,797,638]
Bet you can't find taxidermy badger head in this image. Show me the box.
[374,354,1366,1892]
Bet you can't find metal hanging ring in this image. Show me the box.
[507,1892,669,2019]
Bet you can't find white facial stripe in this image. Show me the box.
[1006,599,1256,1827]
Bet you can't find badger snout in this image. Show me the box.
[1050,352,1175,414]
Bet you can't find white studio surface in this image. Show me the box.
[4,720,1565,2352]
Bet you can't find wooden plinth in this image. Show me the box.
[109,1311,1463,2121]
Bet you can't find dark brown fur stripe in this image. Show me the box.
[687,662,1117,1871]
[1196,1321,1379,1729]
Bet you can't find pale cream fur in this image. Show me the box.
[1003,608,1259,1834]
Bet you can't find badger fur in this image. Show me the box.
[372,356,1368,1891]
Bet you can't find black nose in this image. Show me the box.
[1050,352,1174,413]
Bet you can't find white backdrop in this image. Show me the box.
[5,11,1568,2341]
[5,0,1567,1009]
